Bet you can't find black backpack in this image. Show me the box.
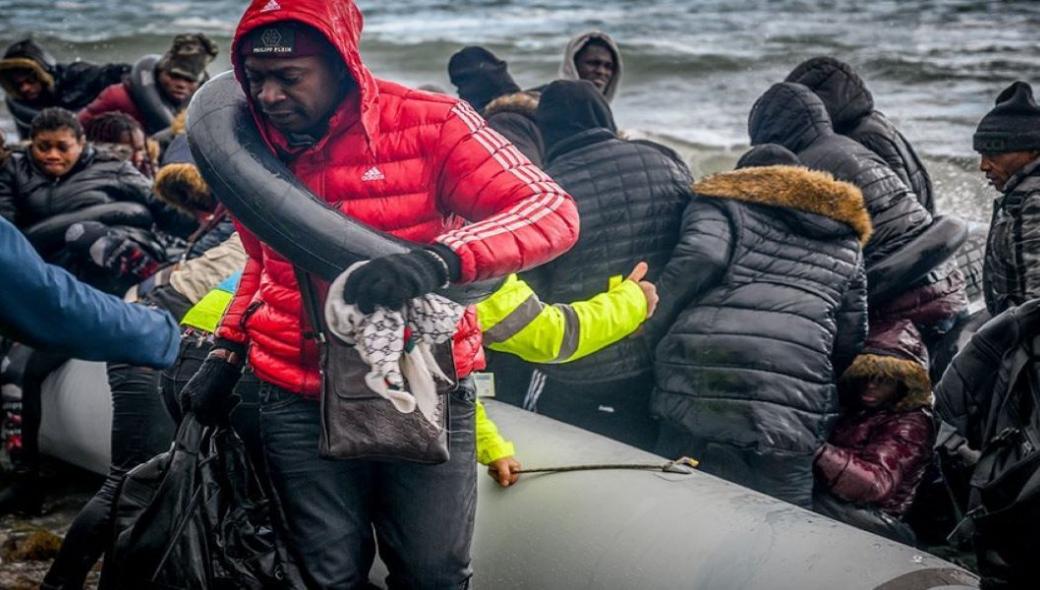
[960,337,1040,588]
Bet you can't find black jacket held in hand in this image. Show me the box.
[749,82,936,301]
[786,57,935,212]
[528,80,690,382]
[650,165,871,459]
[0,146,166,245]
[0,39,129,139]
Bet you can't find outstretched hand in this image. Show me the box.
[626,261,658,318]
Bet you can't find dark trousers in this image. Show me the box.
[534,372,659,452]
[259,378,477,590]
[656,423,815,508]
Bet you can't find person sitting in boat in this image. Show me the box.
[648,144,871,508]
[558,31,623,104]
[786,57,935,213]
[79,34,218,135]
[0,107,177,293]
[179,1,578,586]
[84,111,155,178]
[974,80,1040,315]
[0,38,129,140]
[520,80,688,451]
[448,46,544,166]
[813,319,936,545]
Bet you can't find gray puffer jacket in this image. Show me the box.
[786,57,934,212]
[650,165,870,459]
[984,157,1040,315]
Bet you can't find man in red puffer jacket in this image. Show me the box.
[178,0,578,587]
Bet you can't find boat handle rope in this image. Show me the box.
[514,456,699,475]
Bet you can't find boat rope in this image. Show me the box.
[515,456,699,475]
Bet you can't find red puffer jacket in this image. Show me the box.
[78,83,146,131]
[215,0,579,397]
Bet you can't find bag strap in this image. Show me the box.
[294,267,326,344]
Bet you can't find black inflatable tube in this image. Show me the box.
[24,202,153,255]
[127,55,174,134]
[185,72,499,304]
[868,216,969,305]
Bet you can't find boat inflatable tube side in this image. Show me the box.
[127,55,175,134]
[23,201,153,255]
[186,72,499,304]
[470,401,980,589]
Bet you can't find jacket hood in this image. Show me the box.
[693,165,872,245]
[748,82,833,153]
[559,31,623,103]
[484,91,539,119]
[537,79,617,156]
[785,57,874,132]
[231,0,379,152]
[0,39,58,97]
[841,319,932,411]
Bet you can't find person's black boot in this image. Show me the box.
[0,470,44,516]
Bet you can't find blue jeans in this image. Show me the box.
[259,378,477,590]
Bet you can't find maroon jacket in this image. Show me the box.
[816,318,936,516]
[815,407,934,516]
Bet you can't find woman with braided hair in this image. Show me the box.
[83,111,154,178]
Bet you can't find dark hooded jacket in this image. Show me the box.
[749,83,952,305]
[984,156,1040,315]
[650,165,871,469]
[0,146,166,258]
[0,39,129,139]
[527,80,690,382]
[815,319,935,518]
[786,57,934,212]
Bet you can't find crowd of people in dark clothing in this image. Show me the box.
[1,0,1039,587]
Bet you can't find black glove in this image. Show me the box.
[344,245,461,314]
[179,350,243,425]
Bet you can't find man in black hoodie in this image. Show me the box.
[0,39,128,139]
[522,80,689,450]
[786,57,935,213]
[448,46,544,167]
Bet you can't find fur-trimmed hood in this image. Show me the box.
[0,39,58,98]
[484,91,539,119]
[841,319,933,411]
[154,162,213,214]
[693,165,872,245]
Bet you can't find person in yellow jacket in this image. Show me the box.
[475,262,656,486]
[182,262,657,488]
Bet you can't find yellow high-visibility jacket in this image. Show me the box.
[472,273,648,464]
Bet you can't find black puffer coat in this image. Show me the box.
[786,57,934,212]
[527,82,690,382]
[0,39,129,139]
[984,157,1040,315]
[651,165,871,461]
[749,82,949,303]
[0,146,164,255]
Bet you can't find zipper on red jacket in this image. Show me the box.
[239,300,264,330]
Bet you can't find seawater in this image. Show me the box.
[2,0,1039,219]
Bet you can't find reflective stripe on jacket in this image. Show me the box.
[476,273,647,364]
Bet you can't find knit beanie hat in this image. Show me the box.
[736,144,801,169]
[973,81,1040,154]
[448,47,521,112]
[536,79,617,155]
[840,319,933,410]
[158,33,218,82]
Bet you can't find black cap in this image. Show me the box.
[448,46,520,112]
[736,144,801,169]
[974,81,1040,154]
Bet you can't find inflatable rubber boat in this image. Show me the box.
[39,363,978,589]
